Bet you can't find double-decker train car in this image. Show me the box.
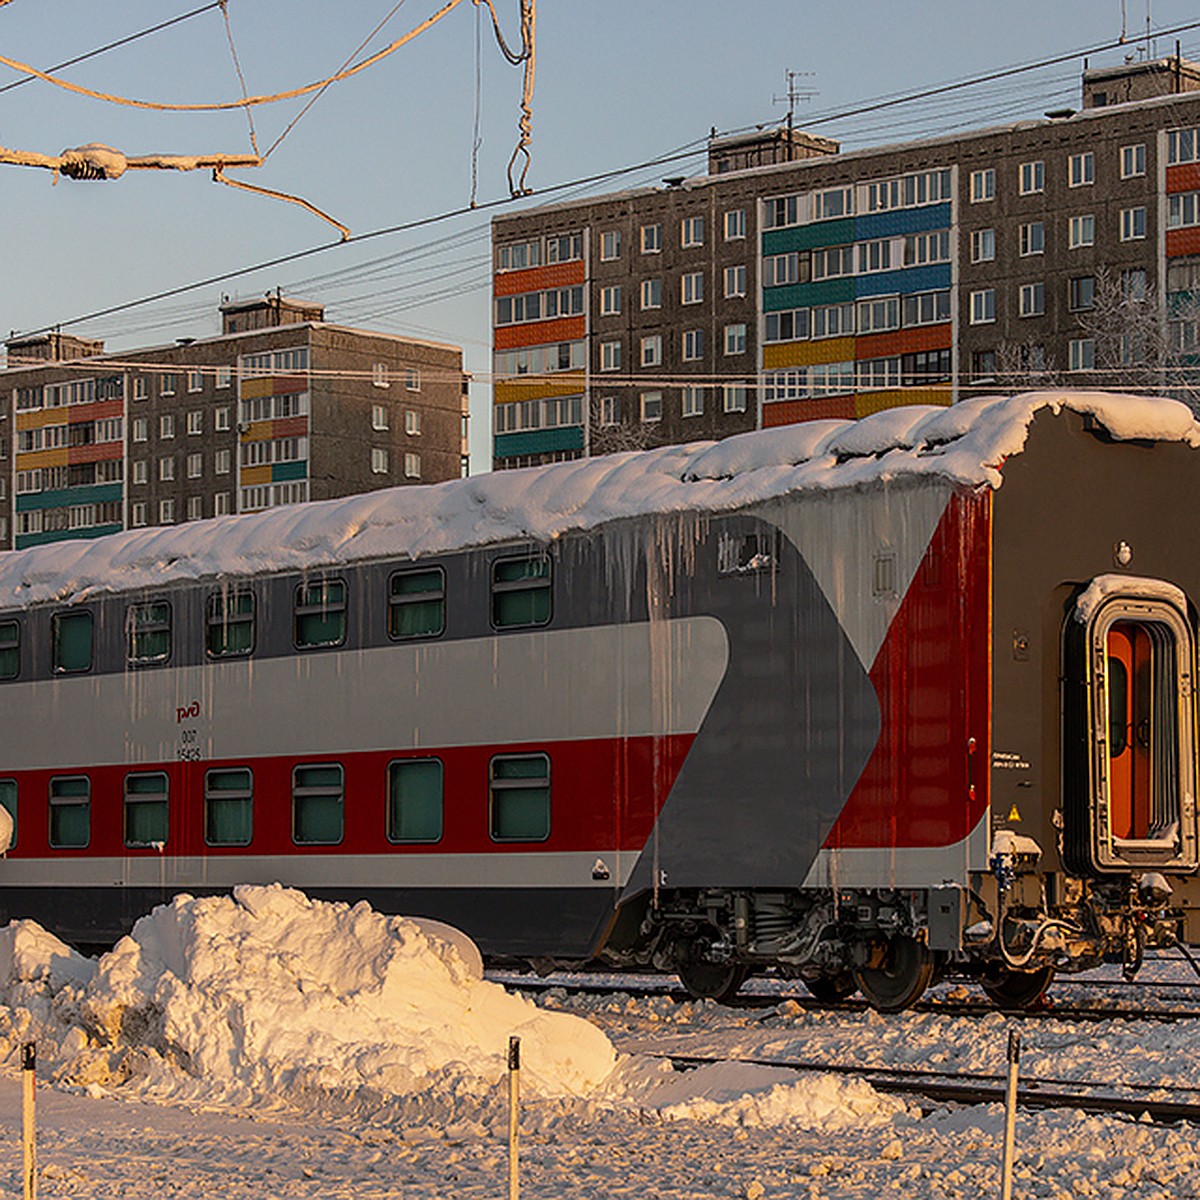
[1,391,1199,1011]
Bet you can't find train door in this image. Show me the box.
[1067,579,1198,874]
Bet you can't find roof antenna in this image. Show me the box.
[772,69,817,156]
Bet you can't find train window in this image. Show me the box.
[492,556,552,629]
[127,601,172,665]
[292,764,344,845]
[204,768,253,846]
[48,776,89,849]
[206,590,255,658]
[124,772,169,847]
[0,779,16,848]
[0,620,18,679]
[387,758,443,843]
[388,568,446,639]
[489,754,550,842]
[294,579,347,649]
[51,611,93,674]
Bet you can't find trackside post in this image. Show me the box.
[508,1035,520,1200]
[22,1041,35,1200]
[1001,1029,1020,1200]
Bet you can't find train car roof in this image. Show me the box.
[1,390,1196,607]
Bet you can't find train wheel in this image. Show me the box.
[980,965,1054,1011]
[853,936,934,1013]
[675,941,748,1003]
[803,972,858,1003]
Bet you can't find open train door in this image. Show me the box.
[1063,575,1199,875]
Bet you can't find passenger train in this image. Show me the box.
[0,391,1198,1012]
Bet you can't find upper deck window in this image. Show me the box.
[206,590,255,658]
[492,556,551,628]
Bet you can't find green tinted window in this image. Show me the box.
[293,764,343,844]
[295,579,347,648]
[128,601,171,664]
[0,620,19,680]
[206,590,255,657]
[124,772,168,846]
[492,556,551,628]
[49,776,89,848]
[0,779,16,848]
[388,568,445,639]
[205,768,253,846]
[387,759,443,843]
[52,611,93,673]
[490,754,550,841]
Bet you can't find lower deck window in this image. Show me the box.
[293,764,344,844]
[0,778,15,847]
[489,753,550,841]
[387,758,443,842]
[49,776,89,848]
[124,772,169,846]
[205,768,253,846]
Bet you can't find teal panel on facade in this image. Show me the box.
[855,264,952,299]
[272,461,309,482]
[764,277,856,311]
[16,523,122,549]
[15,482,123,513]
[854,203,952,240]
[494,425,585,458]
[762,218,856,256]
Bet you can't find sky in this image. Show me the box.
[3,1,1200,468]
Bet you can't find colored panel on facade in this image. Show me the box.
[271,415,310,439]
[68,443,124,466]
[493,260,586,298]
[1166,163,1200,194]
[16,409,71,431]
[854,323,952,359]
[494,316,587,351]
[13,448,68,471]
[762,396,855,426]
[273,375,307,396]
[494,371,586,405]
[1166,227,1200,258]
[762,337,855,369]
[16,524,122,549]
[15,482,123,512]
[854,387,952,417]
[853,203,952,240]
[494,425,585,458]
[761,218,855,256]
[764,277,856,311]
[242,423,274,442]
[240,465,272,486]
[272,461,308,483]
[66,398,123,423]
[240,377,275,400]
[854,263,951,299]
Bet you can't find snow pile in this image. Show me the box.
[1,390,1197,607]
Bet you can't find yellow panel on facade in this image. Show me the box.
[493,371,585,405]
[242,422,274,442]
[15,410,71,431]
[14,448,69,471]
[854,386,953,418]
[240,464,272,485]
[763,338,856,369]
[239,377,275,400]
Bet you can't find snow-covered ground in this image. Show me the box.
[0,886,1196,1197]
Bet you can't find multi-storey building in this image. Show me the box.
[491,57,1200,468]
[0,297,469,550]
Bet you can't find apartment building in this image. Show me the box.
[0,297,469,550]
[491,56,1200,468]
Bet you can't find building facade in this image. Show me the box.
[491,58,1200,468]
[0,299,469,550]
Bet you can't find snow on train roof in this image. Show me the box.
[1,391,1197,606]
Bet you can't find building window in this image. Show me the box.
[159,498,175,524]
[600,285,621,315]
[1069,337,1096,371]
[206,590,255,657]
[124,772,168,847]
[904,290,951,327]
[371,404,389,431]
[133,375,148,401]
[972,349,997,381]
[1019,160,1045,194]
[641,335,662,367]
[1019,282,1045,317]
[159,456,175,482]
[214,492,231,516]
[640,278,662,309]
[187,452,203,479]
[404,452,421,478]
[680,216,704,247]
[294,579,347,649]
[132,417,148,443]
[811,245,854,280]
[1069,151,1095,187]
[600,229,621,260]
[489,754,550,842]
[371,447,390,474]
[722,383,748,413]
[724,264,747,298]
[1121,206,1147,241]
[599,396,619,425]
[682,329,703,361]
[187,370,203,393]
[762,252,800,288]
[186,410,203,436]
[681,272,704,304]
[724,208,746,240]
[641,223,662,253]
[215,406,231,431]
[970,228,995,263]
[214,449,232,475]
[492,555,551,628]
[215,365,232,389]
[1121,143,1147,178]
[640,391,662,422]
[48,776,89,849]
[1169,192,1200,229]
[970,168,995,202]
[724,323,747,355]
[1069,275,1096,311]
[1069,214,1095,248]
[398,367,417,391]
[682,386,704,418]
[388,759,443,843]
[292,764,344,845]
[131,502,147,527]
[160,373,176,396]
[970,288,996,324]
[372,363,389,388]
[52,611,92,673]
[389,566,445,639]
[160,414,175,440]
[600,340,621,371]
[1019,221,1045,256]
[131,460,148,485]
[857,238,892,274]
[205,768,252,846]
[187,496,203,521]
[857,295,900,335]
[1122,267,1147,299]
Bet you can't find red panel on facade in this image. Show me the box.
[271,415,310,439]
[67,399,124,423]
[273,375,308,396]
[1167,227,1200,258]
[762,396,856,426]
[493,260,587,298]
[855,323,952,360]
[824,489,992,849]
[67,442,123,465]
[1166,163,1200,194]
[494,316,587,351]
